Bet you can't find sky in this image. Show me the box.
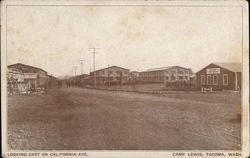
[6,5,242,77]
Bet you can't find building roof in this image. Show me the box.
[146,66,173,72]
[8,63,47,73]
[145,66,191,72]
[91,65,129,73]
[70,74,89,79]
[130,71,139,73]
[212,62,242,72]
[196,62,242,74]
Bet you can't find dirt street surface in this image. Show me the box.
[8,88,241,150]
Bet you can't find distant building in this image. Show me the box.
[46,74,58,87]
[130,71,139,77]
[129,71,139,82]
[90,66,130,86]
[7,68,26,94]
[139,66,193,83]
[47,75,57,81]
[8,63,48,89]
[196,63,241,91]
[70,74,89,81]
[67,74,89,87]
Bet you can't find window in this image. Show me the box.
[213,75,218,85]
[171,74,175,80]
[207,75,212,85]
[201,75,205,85]
[109,71,113,74]
[172,70,176,74]
[223,74,229,85]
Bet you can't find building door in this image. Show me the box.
[212,74,218,90]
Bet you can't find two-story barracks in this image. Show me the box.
[196,63,241,91]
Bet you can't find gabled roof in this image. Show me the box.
[196,62,242,74]
[8,63,47,73]
[212,62,242,72]
[146,66,173,72]
[91,65,129,73]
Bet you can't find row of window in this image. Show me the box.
[139,76,189,81]
[140,70,191,76]
[140,73,190,77]
[96,76,128,79]
[140,71,164,76]
[140,76,164,80]
[166,70,190,74]
[96,77,128,82]
[96,70,128,75]
[201,74,228,86]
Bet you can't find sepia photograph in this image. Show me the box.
[1,0,249,158]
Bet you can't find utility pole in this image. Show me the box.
[108,64,110,88]
[73,66,77,76]
[89,48,99,87]
[79,60,85,75]
[79,60,85,87]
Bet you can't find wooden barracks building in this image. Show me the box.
[139,66,194,83]
[90,66,130,86]
[196,63,241,91]
[8,63,48,90]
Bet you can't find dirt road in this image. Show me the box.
[8,88,241,150]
